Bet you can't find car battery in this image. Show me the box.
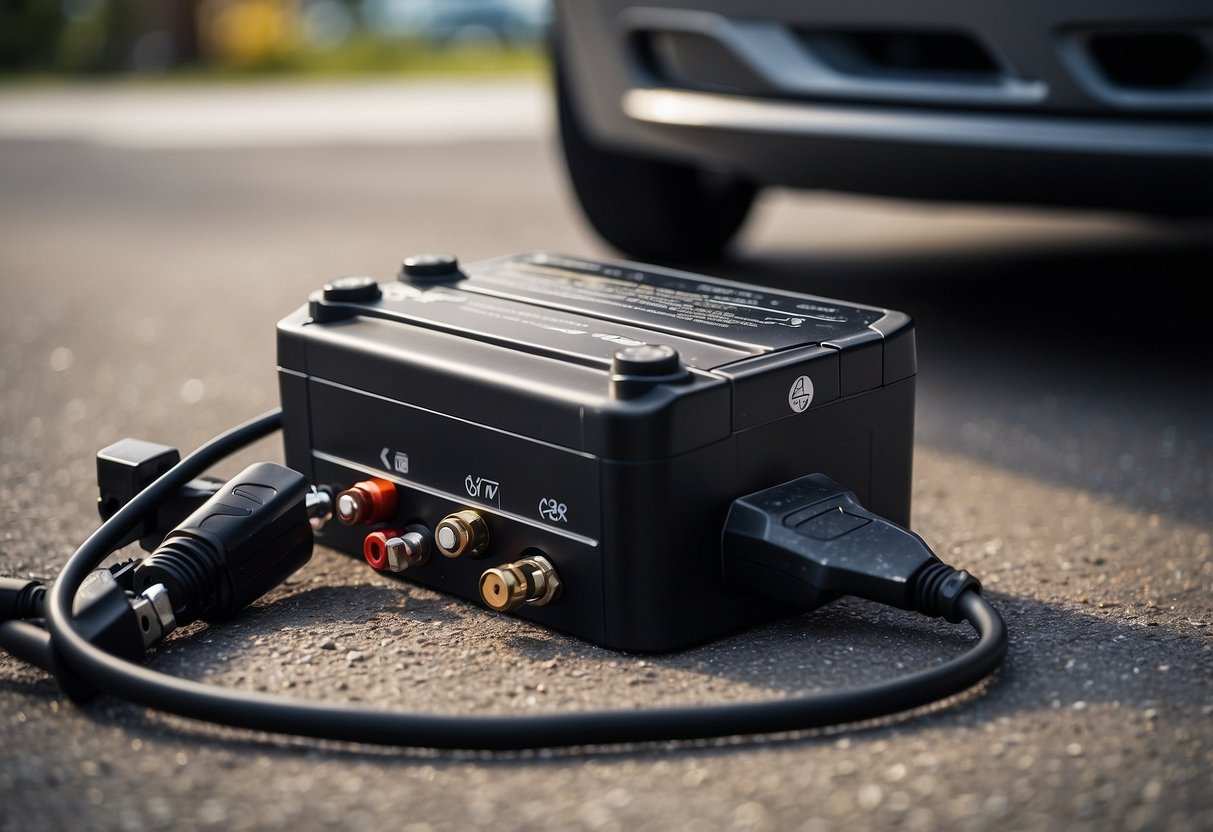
[276,252,917,651]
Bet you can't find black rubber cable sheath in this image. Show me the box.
[0,620,56,674]
[42,409,1008,750]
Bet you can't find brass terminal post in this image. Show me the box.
[434,510,489,558]
[479,554,561,612]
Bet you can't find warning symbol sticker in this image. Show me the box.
[788,375,814,413]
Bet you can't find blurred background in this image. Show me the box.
[0,0,550,77]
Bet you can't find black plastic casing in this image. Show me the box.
[277,252,916,651]
[722,474,938,613]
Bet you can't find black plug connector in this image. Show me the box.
[97,438,227,551]
[132,462,315,626]
[0,567,170,702]
[723,474,981,621]
[3,460,322,700]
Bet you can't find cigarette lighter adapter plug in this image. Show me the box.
[0,410,1007,750]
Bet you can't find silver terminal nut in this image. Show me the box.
[305,486,334,531]
[385,531,430,572]
[131,583,176,648]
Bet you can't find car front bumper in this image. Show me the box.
[557,0,1213,213]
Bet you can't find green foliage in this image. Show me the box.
[0,0,548,79]
[265,37,546,77]
[0,0,67,70]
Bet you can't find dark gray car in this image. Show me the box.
[553,1,1213,259]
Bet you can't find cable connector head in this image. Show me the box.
[132,462,314,626]
[96,438,227,551]
[723,474,948,613]
[70,568,149,664]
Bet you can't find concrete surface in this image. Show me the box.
[0,80,1210,832]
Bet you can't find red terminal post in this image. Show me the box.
[363,530,400,571]
[335,478,398,526]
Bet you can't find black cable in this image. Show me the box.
[39,410,1007,750]
[0,620,56,674]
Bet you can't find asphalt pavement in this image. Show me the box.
[0,79,1210,832]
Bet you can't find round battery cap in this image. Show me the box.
[400,254,462,282]
[322,276,381,302]
[611,344,682,377]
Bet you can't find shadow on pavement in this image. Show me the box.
[700,231,1213,522]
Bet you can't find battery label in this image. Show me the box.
[464,252,884,353]
[373,281,754,371]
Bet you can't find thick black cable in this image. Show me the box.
[42,410,1007,750]
[0,620,56,674]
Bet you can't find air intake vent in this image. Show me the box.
[1088,31,1211,91]
[620,11,1043,107]
[633,31,771,94]
[798,29,1002,81]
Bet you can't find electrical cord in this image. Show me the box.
[13,409,1007,750]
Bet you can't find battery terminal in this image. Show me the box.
[434,510,489,558]
[335,478,398,526]
[386,526,432,571]
[479,554,561,612]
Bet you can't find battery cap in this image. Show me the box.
[611,344,681,376]
[609,344,688,399]
[399,254,463,282]
[323,276,381,303]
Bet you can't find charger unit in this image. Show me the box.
[277,252,917,651]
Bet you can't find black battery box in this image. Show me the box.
[277,252,916,651]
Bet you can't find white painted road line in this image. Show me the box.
[0,79,549,148]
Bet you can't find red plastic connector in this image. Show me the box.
[363,530,400,571]
[335,478,398,526]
